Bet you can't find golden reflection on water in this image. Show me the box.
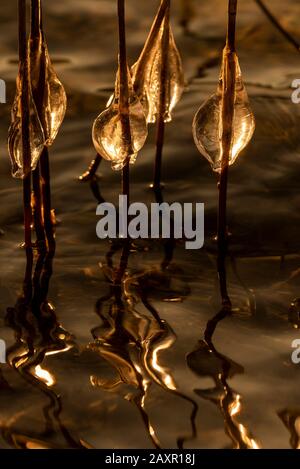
[187,299,260,449]
[86,218,198,448]
[33,365,56,387]
[3,247,88,449]
[2,169,299,449]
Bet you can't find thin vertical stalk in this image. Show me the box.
[117,0,131,201]
[30,0,54,248]
[23,246,34,303]
[227,0,237,52]
[19,0,32,248]
[30,0,45,246]
[40,147,54,248]
[117,0,129,114]
[217,0,237,307]
[29,0,46,247]
[122,160,130,199]
[32,166,45,245]
[153,1,170,191]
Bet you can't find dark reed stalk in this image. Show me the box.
[254,0,300,53]
[153,0,170,192]
[117,0,131,201]
[32,165,45,246]
[19,0,32,248]
[30,0,45,247]
[40,147,55,248]
[30,0,54,249]
[217,0,237,308]
[122,160,130,199]
[23,246,34,303]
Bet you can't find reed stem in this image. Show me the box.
[19,0,32,248]
[153,1,170,191]
[117,0,131,200]
[40,147,55,249]
[217,0,237,308]
[30,0,54,249]
[32,166,45,245]
[117,0,129,114]
[122,161,130,200]
[23,246,34,301]
[227,0,237,51]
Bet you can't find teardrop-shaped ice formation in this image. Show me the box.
[30,4,67,146]
[131,1,185,124]
[31,42,67,146]
[8,70,45,179]
[193,49,255,172]
[92,68,148,171]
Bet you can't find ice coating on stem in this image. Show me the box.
[8,68,45,179]
[92,68,148,171]
[8,0,67,179]
[30,0,67,146]
[131,1,185,124]
[193,49,255,172]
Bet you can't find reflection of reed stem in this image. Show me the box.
[254,0,300,53]
[217,0,237,307]
[19,0,32,248]
[153,1,170,191]
[114,241,130,286]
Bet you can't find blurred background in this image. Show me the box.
[0,0,300,449]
